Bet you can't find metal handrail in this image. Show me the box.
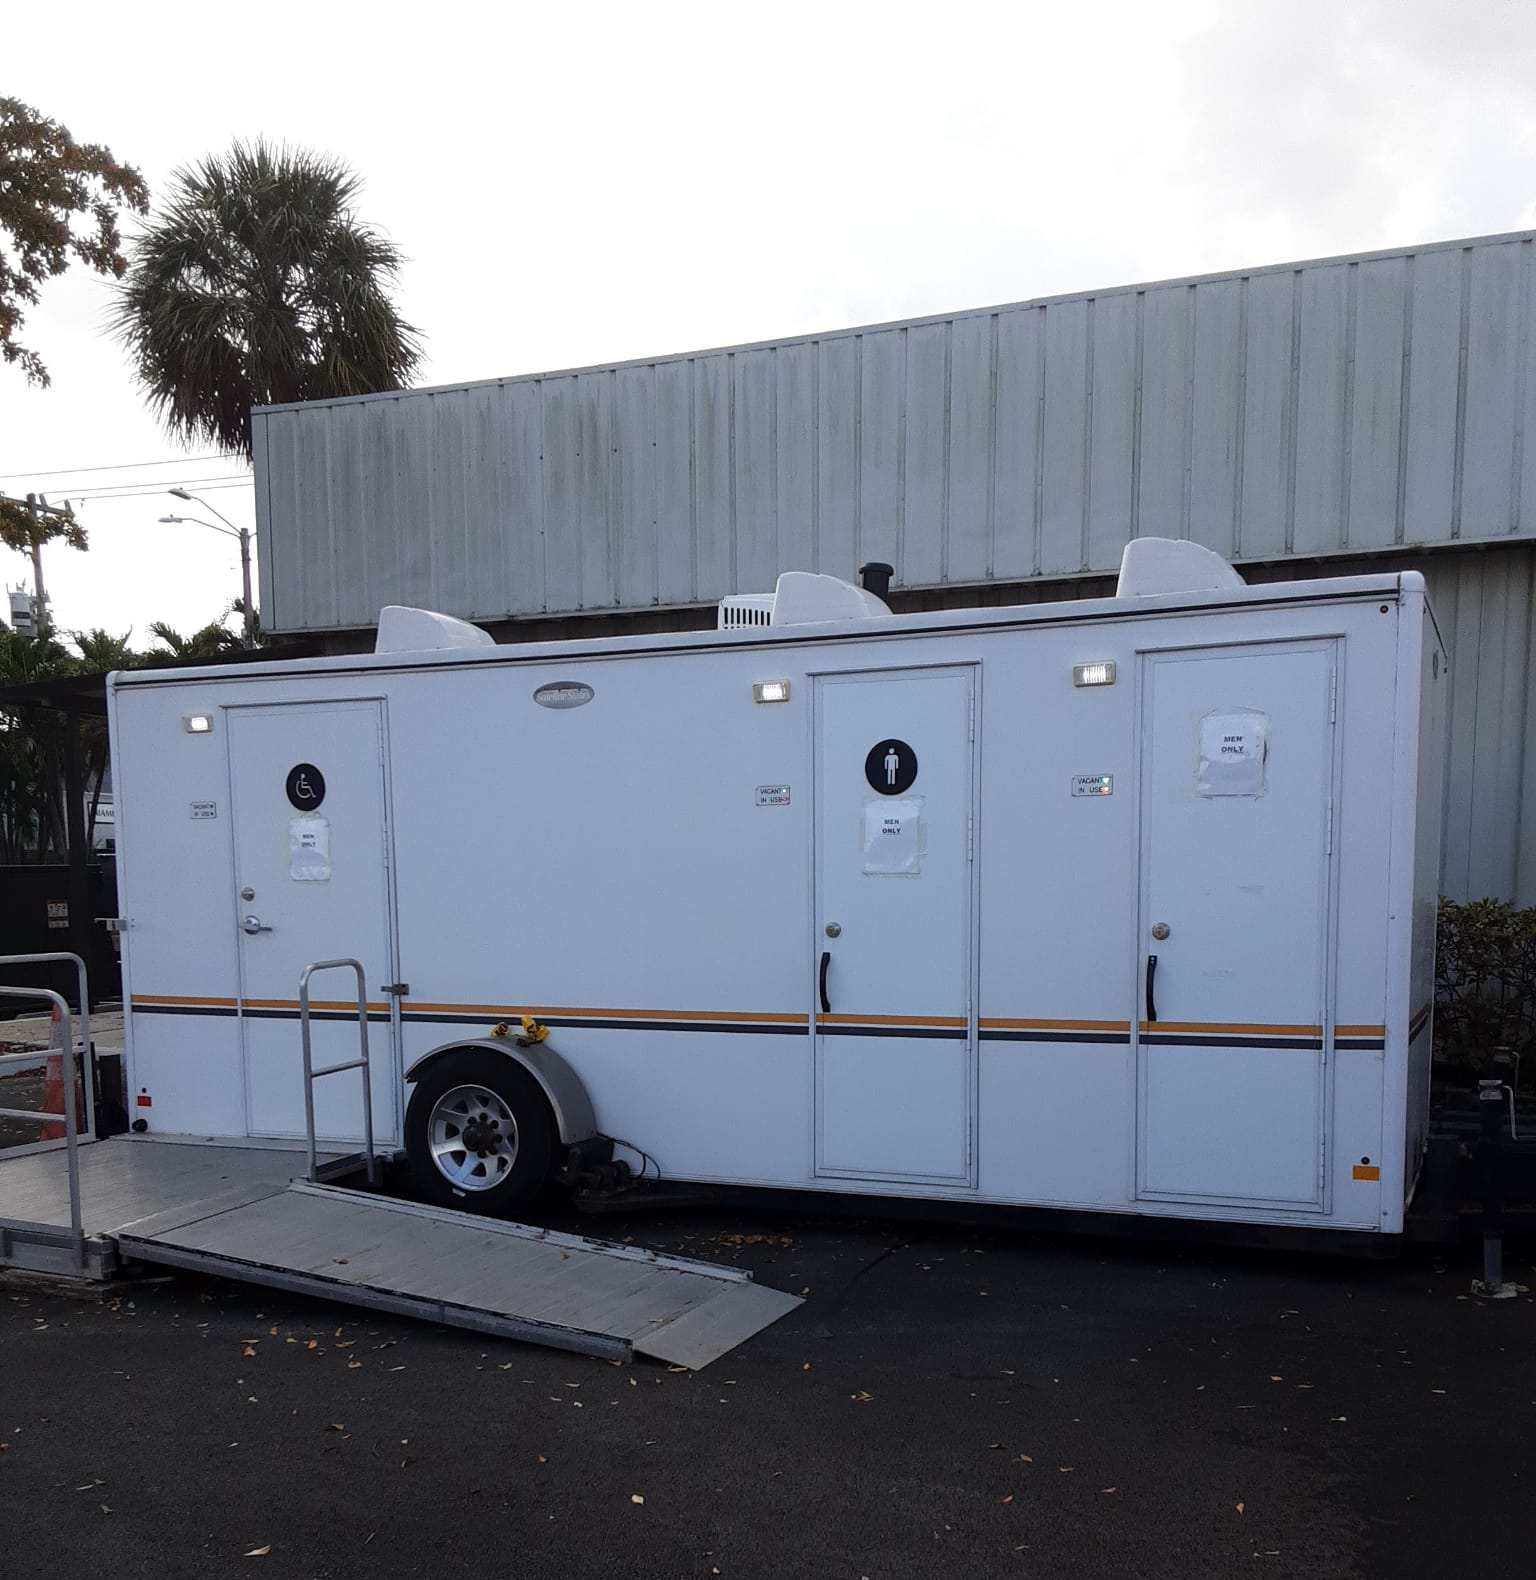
[0,985,84,1267]
[297,958,379,1188]
[0,952,94,1133]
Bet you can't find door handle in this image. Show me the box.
[1145,954,1158,1024]
[242,914,272,935]
[819,950,832,1015]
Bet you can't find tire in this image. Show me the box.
[405,1049,555,1216]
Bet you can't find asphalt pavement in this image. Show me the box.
[1,1206,1532,1580]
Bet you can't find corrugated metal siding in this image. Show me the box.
[254,231,1536,634]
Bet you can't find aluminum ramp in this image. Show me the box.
[115,1181,801,1368]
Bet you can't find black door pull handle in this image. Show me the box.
[1145,954,1158,1024]
[819,951,832,1014]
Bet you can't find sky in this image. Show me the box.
[5,0,1536,645]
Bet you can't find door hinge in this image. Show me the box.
[379,982,410,997]
[1329,667,1338,724]
[967,811,975,862]
[968,693,976,743]
[1325,798,1334,855]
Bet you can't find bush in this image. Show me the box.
[1434,898,1536,1068]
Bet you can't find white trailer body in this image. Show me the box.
[106,558,1446,1236]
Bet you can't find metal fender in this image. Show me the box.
[404,1038,598,1145]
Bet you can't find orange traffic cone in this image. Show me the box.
[40,1003,85,1141]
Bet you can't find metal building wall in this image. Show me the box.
[254,230,1536,634]
[250,232,1536,904]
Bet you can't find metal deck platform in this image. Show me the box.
[0,1136,799,1367]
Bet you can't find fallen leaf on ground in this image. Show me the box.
[242,1347,256,1358]
[1236,1503,1245,1515]
[1000,1495,1014,1505]
[244,1545,270,1556]
[630,1494,645,1505]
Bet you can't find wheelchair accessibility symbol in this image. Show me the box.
[285,762,326,811]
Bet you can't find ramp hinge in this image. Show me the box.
[379,982,410,997]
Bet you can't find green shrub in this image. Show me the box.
[1434,897,1536,1067]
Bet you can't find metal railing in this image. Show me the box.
[297,958,380,1189]
[0,951,94,1270]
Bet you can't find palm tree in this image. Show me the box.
[111,141,422,459]
[146,615,246,659]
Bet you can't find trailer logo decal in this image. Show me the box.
[534,681,595,710]
[285,763,326,810]
[865,738,917,795]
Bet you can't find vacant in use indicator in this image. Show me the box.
[1071,774,1114,797]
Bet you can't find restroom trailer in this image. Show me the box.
[106,542,1446,1236]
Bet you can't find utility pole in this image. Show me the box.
[26,493,46,619]
[3,490,74,636]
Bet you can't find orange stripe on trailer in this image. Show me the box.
[1137,1021,1324,1037]
[407,1003,801,1024]
[1336,1024,1387,1037]
[1352,1164,1381,1181]
[241,997,390,1014]
[131,994,237,1008]
[815,1012,969,1028]
[982,1017,1130,1032]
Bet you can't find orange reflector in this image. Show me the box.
[1352,1164,1379,1181]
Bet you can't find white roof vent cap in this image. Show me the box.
[1116,538,1245,598]
[375,606,496,654]
[771,571,892,626]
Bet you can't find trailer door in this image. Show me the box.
[226,701,399,1146]
[1136,641,1337,1208]
[813,667,977,1186]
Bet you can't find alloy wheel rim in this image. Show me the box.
[427,1083,519,1191]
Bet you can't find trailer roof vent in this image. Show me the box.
[1116,538,1245,598]
[718,594,777,630]
[770,571,892,626]
[375,606,496,654]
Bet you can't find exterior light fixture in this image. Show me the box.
[1072,661,1116,688]
[182,714,214,734]
[753,680,791,704]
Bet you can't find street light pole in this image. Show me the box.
[166,488,256,646]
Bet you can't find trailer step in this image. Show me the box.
[115,1181,800,1368]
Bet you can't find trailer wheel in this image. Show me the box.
[405,1050,554,1215]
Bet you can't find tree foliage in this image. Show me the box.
[0,495,88,626]
[112,140,422,458]
[0,613,256,861]
[1434,897,1536,1069]
[0,97,148,386]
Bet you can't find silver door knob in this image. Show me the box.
[1151,922,1170,941]
[242,914,272,934]
[824,922,842,938]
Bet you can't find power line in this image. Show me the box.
[69,480,254,505]
[0,453,240,481]
[64,472,251,498]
